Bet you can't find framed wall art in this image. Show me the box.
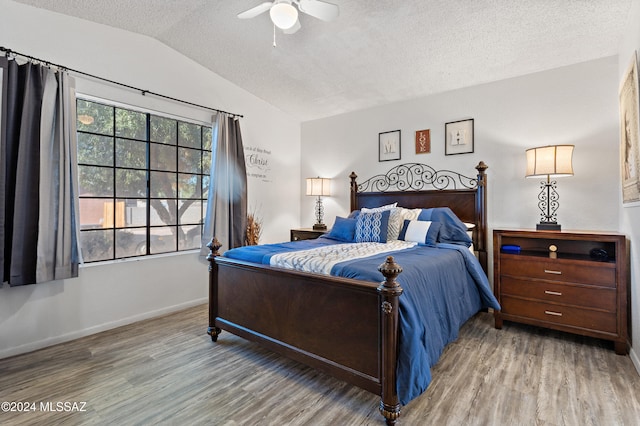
[415,129,431,154]
[445,118,474,155]
[619,51,640,205]
[379,130,401,162]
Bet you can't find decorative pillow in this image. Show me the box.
[347,210,360,219]
[464,222,475,240]
[399,207,422,222]
[398,220,441,245]
[418,207,472,247]
[360,202,397,213]
[326,216,356,242]
[355,210,391,243]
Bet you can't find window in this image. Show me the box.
[76,99,211,262]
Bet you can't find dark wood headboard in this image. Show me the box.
[349,162,488,273]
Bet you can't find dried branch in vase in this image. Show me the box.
[245,213,263,246]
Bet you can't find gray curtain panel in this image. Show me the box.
[0,57,7,283]
[203,112,247,253]
[1,59,81,286]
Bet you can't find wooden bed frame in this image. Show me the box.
[207,161,488,425]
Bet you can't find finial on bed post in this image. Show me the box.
[377,256,403,425]
[206,237,222,342]
[475,161,489,273]
[349,171,358,212]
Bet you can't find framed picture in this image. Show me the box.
[445,119,474,155]
[619,51,640,205]
[415,129,431,154]
[379,130,401,162]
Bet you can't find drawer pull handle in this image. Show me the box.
[544,290,563,296]
[545,310,563,317]
[544,269,562,275]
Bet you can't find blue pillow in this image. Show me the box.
[347,210,360,219]
[326,216,356,242]
[398,219,441,246]
[418,207,472,247]
[355,210,391,243]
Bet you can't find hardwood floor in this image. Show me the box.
[1,304,639,425]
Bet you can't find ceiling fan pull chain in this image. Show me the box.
[273,24,277,47]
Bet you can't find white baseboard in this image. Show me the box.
[0,298,207,360]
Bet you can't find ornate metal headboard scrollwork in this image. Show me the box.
[349,161,489,273]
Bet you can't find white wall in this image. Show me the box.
[302,56,634,360]
[0,0,301,359]
[302,57,620,235]
[618,0,640,373]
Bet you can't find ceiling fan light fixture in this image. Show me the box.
[270,2,298,29]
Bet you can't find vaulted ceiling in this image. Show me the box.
[12,0,633,121]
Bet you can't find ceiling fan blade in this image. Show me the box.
[283,19,301,34]
[237,2,273,19]
[298,0,339,21]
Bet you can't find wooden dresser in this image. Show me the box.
[493,229,629,354]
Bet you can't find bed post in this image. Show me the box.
[349,171,358,211]
[206,237,222,342]
[475,161,489,273]
[377,256,403,425]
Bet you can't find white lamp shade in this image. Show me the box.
[526,145,574,178]
[270,2,298,29]
[306,177,331,196]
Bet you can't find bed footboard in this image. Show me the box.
[207,241,404,425]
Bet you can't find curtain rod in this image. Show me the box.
[0,46,244,119]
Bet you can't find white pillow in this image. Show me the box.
[361,203,397,213]
[404,220,433,243]
[464,222,475,240]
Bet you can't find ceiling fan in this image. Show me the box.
[238,0,339,34]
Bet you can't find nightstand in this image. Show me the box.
[493,229,629,355]
[290,228,328,241]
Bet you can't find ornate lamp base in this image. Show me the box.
[537,222,561,231]
[313,223,327,231]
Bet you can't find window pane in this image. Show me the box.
[116,108,147,140]
[202,176,210,199]
[115,228,147,258]
[81,199,132,228]
[80,229,114,262]
[150,143,177,172]
[116,138,146,169]
[150,171,177,198]
[120,199,147,228]
[150,115,177,145]
[116,169,147,198]
[79,198,110,230]
[179,174,201,199]
[150,227,177,254]
[179,225,201,250]
[77,100,114,135]
[78,134,113,166]
[178,122,200,148]
[178,200,202,225]
[150,199,177,226]
[202,127,212,151]
[79,166,113,197]
[202,150,211,173]
[178,147,201,173]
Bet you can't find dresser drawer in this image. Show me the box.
[501,277,616,312]
[500,257,615,288]
[501,296,617,334]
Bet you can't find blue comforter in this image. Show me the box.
[224,237,500,405]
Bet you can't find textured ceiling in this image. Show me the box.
[11,0,633,121]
